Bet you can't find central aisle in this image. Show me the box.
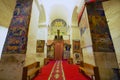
[34,60,90,80]
[48,61,65,80]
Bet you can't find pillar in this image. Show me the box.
[86,2,119,80]
[0,0,33,80]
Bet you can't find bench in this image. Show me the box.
[67,58,73,64]
[44,58,50,65]
[44,58,73,65]
[22,62,40,80]
[79,63,100,80]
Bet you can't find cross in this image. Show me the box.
[57,30,60,38]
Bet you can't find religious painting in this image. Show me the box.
[65,44,71,51]
[64,44,71,59]
[63,51,70,59]
[47,45,54,59]
[87,2,114,52]
[2,0,33,54]
[73,40,80,53]
[79,7,92,48]
[36,40,45,53]
[74,53,81,64]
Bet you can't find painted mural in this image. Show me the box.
[87,2,114,52]
[36,40,45,53]
[2,0,33,54]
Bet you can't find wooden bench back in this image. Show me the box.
[84,63,94,69]
[27,62,39,70]
[80,63,100,80]
[22,62,40,80]
[44,58,73,65]
[44,58,50,65]
[67,58,73,64]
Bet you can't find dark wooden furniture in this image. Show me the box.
[79,63,100,80]
[112,68,120,80]
[44,58,50,65]
[67,58,73,64]
[22,62,40,80]
[44,58,73,65]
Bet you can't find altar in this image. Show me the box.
[47,30,71,60]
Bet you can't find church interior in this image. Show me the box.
[0,0,120,80]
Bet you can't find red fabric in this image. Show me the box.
[54,41,64,60]
[34,61,91,80]
[49,61,64,80]
[34,61,55,80]
[62,61,90,80]
[86,0,96,3]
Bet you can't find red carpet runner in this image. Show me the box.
[34,60,90,80]
[48,61,65,80]
[62,61,90,80]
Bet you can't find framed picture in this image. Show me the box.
[47,45,54,59]
[36,40,45,52]
[64,51,70,59]
[73,40,80,53]
[74,53,81,64]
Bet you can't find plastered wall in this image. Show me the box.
[103,0,120,68]
[72,27,80,40]
[25,0,40,66]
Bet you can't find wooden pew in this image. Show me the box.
[79,63,100,80]
[22,62,40,80]
[67,58,73,64]
[44,58,73,65]
[44,58,50,65]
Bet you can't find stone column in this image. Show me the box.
[86,2,119,80]
[0,0,33,80]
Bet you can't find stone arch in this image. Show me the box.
[71,6,78,26]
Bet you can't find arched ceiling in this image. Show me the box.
[0,0,84,28]
[39,5,46,24]
[72,7,78,26]
[38,0,81,26]
[49,4,69,25]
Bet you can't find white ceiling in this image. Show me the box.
[0,0,84,27]
[38,0,84,26]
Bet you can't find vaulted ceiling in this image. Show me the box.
[0,0,120,30]
[0,0,82,28]
[38,0,82,26]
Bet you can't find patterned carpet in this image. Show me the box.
[48,61,65,80]
[34,60,90,80]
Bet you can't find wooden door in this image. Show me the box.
[54,41,64,60]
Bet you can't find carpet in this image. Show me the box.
[34,60,90,80]
[48,61,65,80]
